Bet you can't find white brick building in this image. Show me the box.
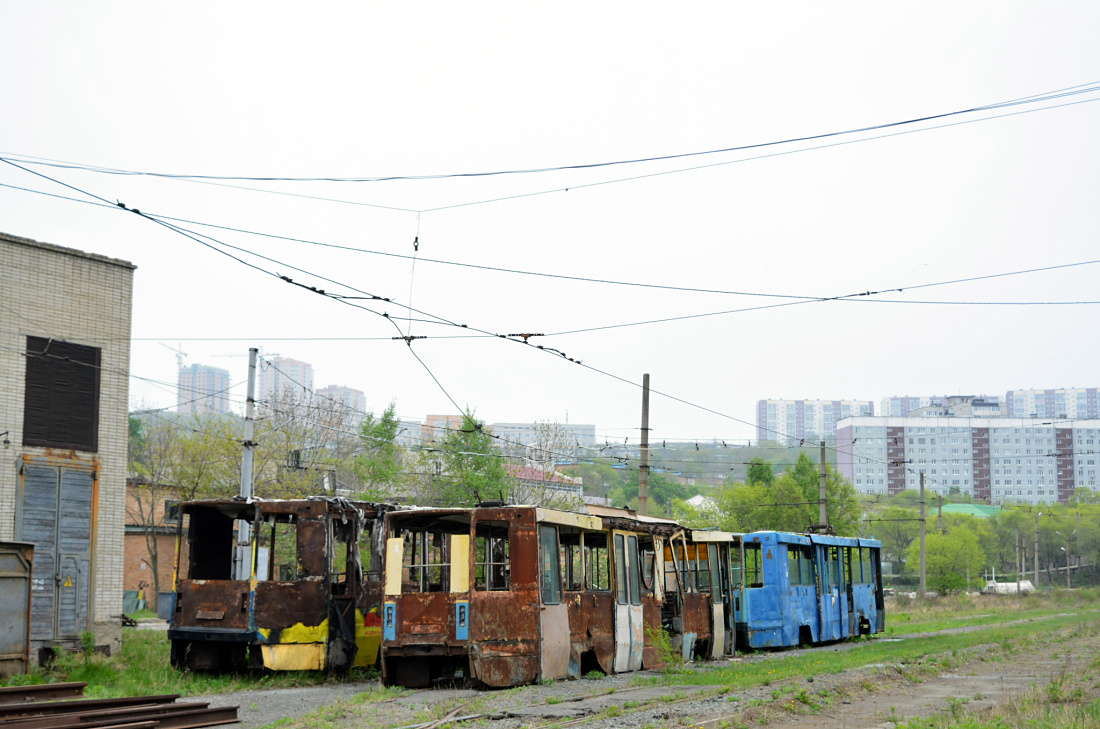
[0,232,134,660]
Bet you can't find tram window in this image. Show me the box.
[799,547,814,586]
[744,544,763,588]
[269,519,298,582]
[627,535,642,605]
[359,523,372,577]
[330,520,354,593]
[540,525,563,605]
[828,547,840,589]
[696,544,711,591]
[788,548,801,586]
[730,546,742,589]
[638,536,656,595]
[585,532,610,591]
[475,521,510,591]
[859,548,874,585]
[614,534,628,604]
[401,528,451,593]
[559,528,583,592]
[664,542,681,593]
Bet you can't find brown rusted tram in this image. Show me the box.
[380,504,741,688]
[168,497,390,672]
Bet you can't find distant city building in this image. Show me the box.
[838,416,1100,505]
[881,394,1003,418]
[177,363,231,415]
[755,399,874,444]
[1006,387,1100,420]
[423,413,465,443]
[258,357,314,405]
[316,385,366,419]
[396,420,423,448]
[490,422,597,458]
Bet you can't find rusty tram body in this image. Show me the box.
[166,497,885,686]
[379,504,743,687]
[168,497,390,672]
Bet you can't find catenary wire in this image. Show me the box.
[4,81,1098,183]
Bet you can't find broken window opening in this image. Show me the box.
[559,527,584,592]
[639,535,656,595]
[474,521,510,591]
[585,531,610,592]
[401,528,451,593]
[744,543,763,588]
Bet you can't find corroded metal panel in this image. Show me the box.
[253,580,327,630]
[539,603,570,680]
[681,593,711,645]
[570,591,614,675]
[640,599,665,670]
[175,580,251,630]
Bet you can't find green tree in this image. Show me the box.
[614,471,693,510]
[712,452,861,535]
[906,527,985,593]
[868,507,919,571]
[434,410,513,506]
[354,401,404,499]
[746,458,774,486]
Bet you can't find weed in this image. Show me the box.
[546,697,562,705]
[538,677,553,687]
[584,670,605,680]
[604,704,622,718]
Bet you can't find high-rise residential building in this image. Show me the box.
[316,385,366,419]
[1006,388,1100,420]
[490,422,597,449]
[257,357,314,405]
[894,395,1003,419]
[423,413,465,444]
[177,363,231,415]
[755,399,874,445]
[838,416,1100,505]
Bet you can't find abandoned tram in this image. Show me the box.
[167,498,884,686]
[168,497,391,672]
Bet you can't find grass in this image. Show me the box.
[632,609,1100,691]
[0,629,381,698]
[885,589,1100,636]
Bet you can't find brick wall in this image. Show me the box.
[0,232,134,655]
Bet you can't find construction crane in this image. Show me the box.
[159,342,188,370]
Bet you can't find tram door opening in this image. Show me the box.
[612,532,643,672]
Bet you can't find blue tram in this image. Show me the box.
[734,532,884,649]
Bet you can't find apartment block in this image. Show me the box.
[257,357,314,406]
[1006,388,1100,419]
[0,231,134,659]
[177,363,231,415]
[756,399,874,444]
[838,416,1100,505]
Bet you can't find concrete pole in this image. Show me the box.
[638,373,650,516]
[1015,528,1021,594]
[919,472,927,597]
[819,441,828,527]
[237,347,258,580]
[1034,512,1041,589]
[1066,533,1071,589]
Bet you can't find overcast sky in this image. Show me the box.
[2,3,1098,444]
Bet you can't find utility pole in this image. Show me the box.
[1034,512,1041,589]
[819,440,828,526]
[638,373,651,516]
[1056,529,1075,589]
[1015,528,1021,594]
[919,472,927,598]
[236,347,258,580]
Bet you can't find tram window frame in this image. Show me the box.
[730,544,742,590]
[614,533,629,604]
[696,544,712,592]
[638,535,657,596]
[799,547,814,586]
[330,518,355,594]
[744,543,764,588]
[788,547,801,586]
[540,524,563,605]
[828,547,840,590]
[474,521,511,592]
[263,518,298,582]
[401,527,451,593]
[559,527,584,592]
[626,535,642,605]
[585,531,611,592]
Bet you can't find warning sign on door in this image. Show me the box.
[63,577,73,587]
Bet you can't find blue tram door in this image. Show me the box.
[816,544,845,642]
